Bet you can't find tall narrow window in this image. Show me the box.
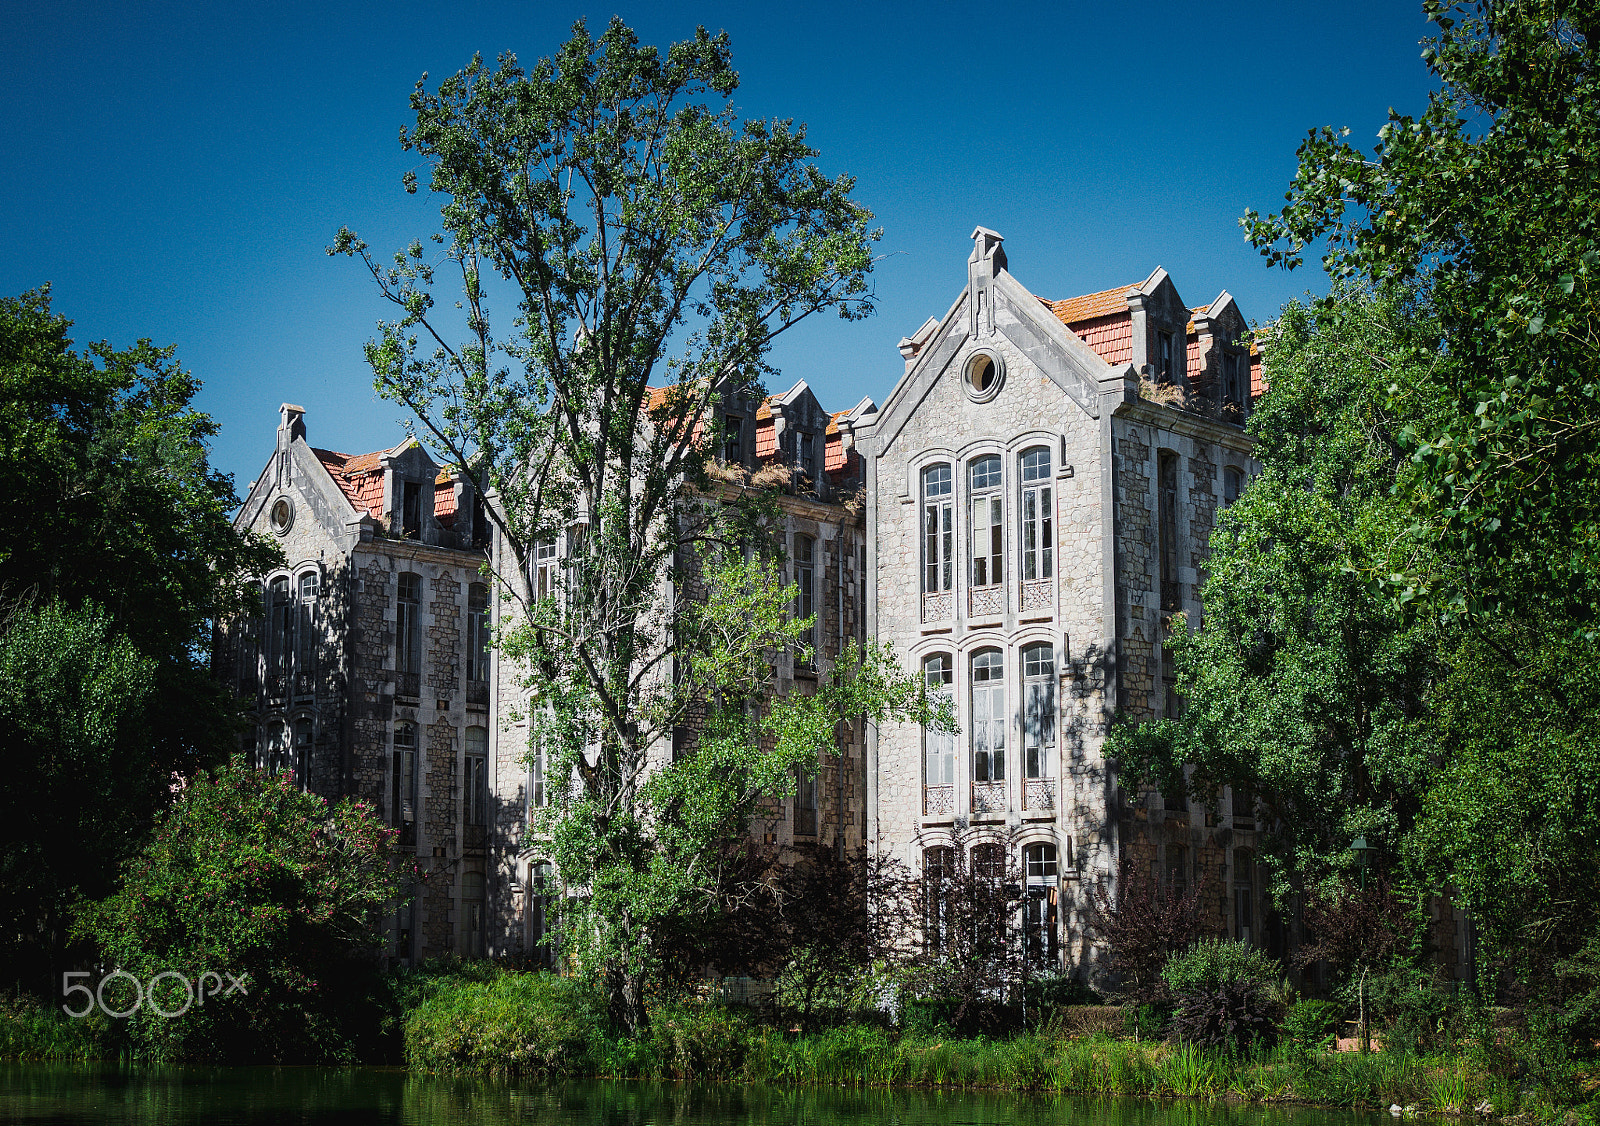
[261,718,291,777]
[296,572,319,683]
[267,577,292,692]
[1234,848,1255,943]
[467,583,490,690]
[1157,331,1175,383]
[461,870,485,956]
[1020,448,1054,581]
[396,572,422,696]
[465,725,489,829]
[534,537,558,600]
[1167,844,1189,899]
[1158,451,1180,611]
[794,762,818,837]
[1024,843,1059,964]
[923,846,955,952]
[293,717,314,790]
[401,480,422,539]
[529,743,548,809]
[529,860,556,969]
[1022,643,1055,779]
[1232,783,1256,829]
[800,431,815,475]
[794,534,815,665]
[1223,466,1243,508]
[722,416,744,464]
[971,648,1005,782]
[921,465,953,593]
[923,655,955,788]
[969,456,1003,587]
[392,722,417,843]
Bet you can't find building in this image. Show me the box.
[227,228,1268,976]
[855,228,1265,971]
[227,405,494,962]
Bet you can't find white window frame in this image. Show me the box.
[1022,642,1056,779]
[971,648,1005,782]
[1019,447,1053,581]
[921,464,953,593]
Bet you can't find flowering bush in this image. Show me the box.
[79,757,411,1061]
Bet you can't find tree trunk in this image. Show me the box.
[607,962,649,1035]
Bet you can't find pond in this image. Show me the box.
[1,1067,1387,1126]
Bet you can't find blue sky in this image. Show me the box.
[3,1,1439,495]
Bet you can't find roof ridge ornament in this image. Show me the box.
[967,227,1007,339]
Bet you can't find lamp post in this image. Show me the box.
[1349,835,1375,1051]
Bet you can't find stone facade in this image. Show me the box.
[228,404,492,964]
[857,230,1266,977]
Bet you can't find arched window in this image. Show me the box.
[969,456,1003,588]
[1023,843,1059,964]
[461,870,485,957]
[293,716,314,791]
[396,573,422,697]
[467,583,490,688]
[922,846,955,951]
[793,534,815,665]
[1019,447,1053,581]
[971,649,1005,782]
[1022,643,1055,779]
[922,654,955,796]
[392,722,417,844]
[465,726,489,829]
[971,842,1006,879]
[921,465,953,594]
[1223,465,1243,508]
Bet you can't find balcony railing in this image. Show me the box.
[971,781,1007,816]
[265,672,287,700]
[793,807,817,837]
[969,585,1004,619]
[396,671,421,700]
[467,680,490,707]
[1161,579,1184,613]
[921,591,952,624]
[1020,580,1052,613]
[1024,779,1056,812]
[293,670,316,698]
[464,824,488,851]
[923,784,955,817]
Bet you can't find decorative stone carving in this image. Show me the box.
[922,592,953,623]
[1020,580,1052,612]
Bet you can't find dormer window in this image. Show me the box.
[401,481,422,539]
[1157,332,1175,383]
[722,416,744,464]
[800,431,815,472]
[1223,352,1243,409]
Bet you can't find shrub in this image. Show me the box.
[1281,998,1344,1049]
[404,970,602,1073]
[1162,939,1284,996]
[1049,1004,1127,1039]
[79,757,410,1062]
[646,1002,755,1079]
[1168,980,1280,1050]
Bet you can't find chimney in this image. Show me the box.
[279,403,306,447]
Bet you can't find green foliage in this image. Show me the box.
[0,992,120,1061]
[333,19,908,1031]
[404,970,604,1074]
[1167,981,1281,1052]
[0,288,279,994]
[1281,999,1344,1050]
[80,757,408,1062]
[1162,940,1286,998]
[0,604,155,994]
[1244,1,1600,625]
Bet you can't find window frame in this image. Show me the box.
[1019,447,1053,582]
[1022,642,1056,779]
[793,533,816,665]
[921,464,953,594]
[392,721,418,833]
[971,647,1006,782]
[465,725,489,829]
[969,456,1003,589]
[396,572,422,679]
[467,583,490,685]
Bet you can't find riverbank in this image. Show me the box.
[7,979,1597,1124]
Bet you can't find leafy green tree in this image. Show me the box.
[0,604,155,995]
[0,287,277,995]
[1109,288,1442,895]
[1242,0,1600,624]
[332,20,921,1031]
[81,758,408,1062]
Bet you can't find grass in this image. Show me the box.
[0,994,121,1062]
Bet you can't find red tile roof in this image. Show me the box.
[1043,284,1138,325]
[313,447,385,518]
[1070,313,1134,366]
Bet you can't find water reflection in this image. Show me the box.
[0,1066,1386,1126]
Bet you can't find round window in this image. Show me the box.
[964,350,1004,402]
[269,496,294,535]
